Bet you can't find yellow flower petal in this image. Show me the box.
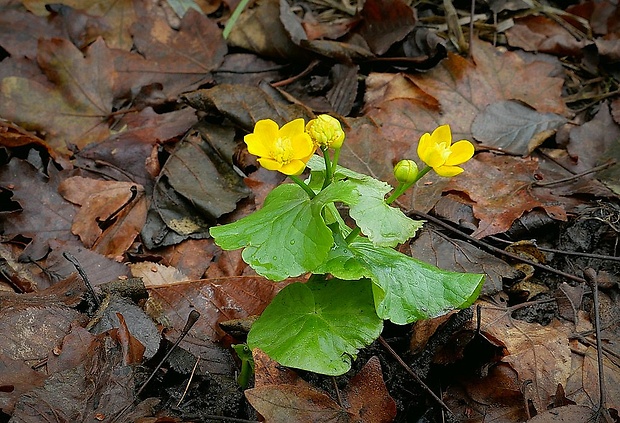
[257,157,282,171]
[445,140,475,166]
[289,133,314,158]
[245,133,271,157]
[279,118,306,140]
[279,159,307,175]
[434,165,464,177]
[432,124,452,144]
[417,132,433,163]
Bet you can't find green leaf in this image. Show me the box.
[307,156,422,247]
[319,237,485,325]
[247,279,383,376]
[210,181,358,281]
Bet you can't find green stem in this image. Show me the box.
[222,0,251,39]
[321,146,333,189]
[331,148,341,173]
[386,166,432,204]
[345,227,361,244]
[289,174,316,199]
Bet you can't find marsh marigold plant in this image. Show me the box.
[211,117,484,377]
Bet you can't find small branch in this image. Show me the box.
[583,269,614,423]
[408,210,588,284]
[533,159,616,187]
[378,336,454,417]
[63,251,101,309]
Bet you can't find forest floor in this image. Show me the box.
[1,0,620,422]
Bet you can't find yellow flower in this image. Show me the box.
[306,114,345,149]
[244,118,316,175]
[417,125,474,177]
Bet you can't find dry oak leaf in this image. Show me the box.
[447,152,567,239]
[0,38,117,154]
[478,300,572,413]
[58,176,147,260]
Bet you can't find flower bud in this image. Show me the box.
[306,115,345,149]
[393,160,419,184]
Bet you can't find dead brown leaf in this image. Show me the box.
[0,159,80,262]
[478,300,572,413]
[448,153,567,238]
[132,262,286,374]
[0,38,117,153]
[250,350,395,423]
[58,176,147,260]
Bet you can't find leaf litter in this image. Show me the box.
[0,0,620,422]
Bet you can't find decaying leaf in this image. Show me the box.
[478,300,572,413]
[59,176,147,259]
[448,153,567,238]
[0,158,80,261]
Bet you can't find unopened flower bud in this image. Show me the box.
[306,115,345,149]
[393,160,419,184]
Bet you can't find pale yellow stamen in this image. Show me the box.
[272,137,294,164]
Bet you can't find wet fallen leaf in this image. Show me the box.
[74,107,198,190]
[0,9,67,59]
[0,275,87,364]
[506,15,587,56]
[566,342,620,412]
[246,384,351,423]
[132,262,286,374]
[226,0,306,60]
[127,9,227,99]
[9,331,141,423]
[250,350,395,423]
[566,102,620,171]
[23,0,141,50]
[344,356,397,423]
[182,83,314,131]
[472,100,567,156]
[358,0,416,55]
[409,228,520,294]
[148,122,250,243]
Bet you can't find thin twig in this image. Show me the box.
[583,269,614,423]
[489,236,620,263]
[533,159,616,187]
[111,310,200,423]
[408,210,587,284]
[63,251,101,309]
[378,336,454,416]
[177,357,200,407]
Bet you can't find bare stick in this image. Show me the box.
[63,251,101,308]
[583,269,613,422]
[379,336,454,416]
[111,310,200,422]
